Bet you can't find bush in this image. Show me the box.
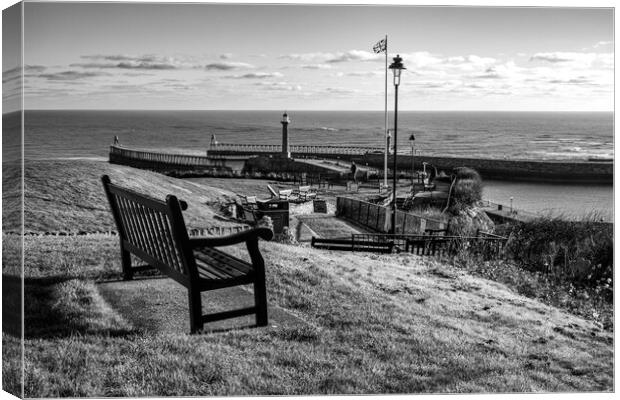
[448,167,483,214]
[501,216,613,297]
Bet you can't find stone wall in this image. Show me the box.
[357,154,613,184]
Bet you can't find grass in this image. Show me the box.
[2,159,613,396]
[4,159,242,233]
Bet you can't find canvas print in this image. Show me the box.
[2,1,614,397]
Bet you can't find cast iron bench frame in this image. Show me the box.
[102,175,273,333]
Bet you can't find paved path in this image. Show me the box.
[294,158,372,175]
[98,277,308,334]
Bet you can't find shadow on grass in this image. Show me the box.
[23,276,135,339]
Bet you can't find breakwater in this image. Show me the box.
[109,145,223,172]
[359,154,613,184]
[111,144,612,184]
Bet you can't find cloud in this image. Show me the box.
[229,72,283,79]
[71,62,117,69]
[301,64,332,70]
[281,50,381,63]
[324,87,357,95]
[445,55,496,66]
[255,81,301,91]
[529,52,613,70]
[37,70,109,80]
[334,70,383,77]
[593,41,612,48]
[78,54,182,69]
[82,54,158,62]
[219,53,233,59]
[548,77,593,85]
[530,52,576,63]
[204,61,255,70]
[326,50,382,63]
[116,62,176,70]
[3,65,47,83]
[473,67,502,79]
[280,52,335,62]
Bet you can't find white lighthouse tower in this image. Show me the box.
[280,112,291,158]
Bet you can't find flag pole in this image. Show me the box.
[383,34,388,191]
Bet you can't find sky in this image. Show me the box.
[2,1,615,111]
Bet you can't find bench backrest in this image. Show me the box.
[102,175,196,285]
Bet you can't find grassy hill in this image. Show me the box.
[3,159,240,233]
[2,159,613,396]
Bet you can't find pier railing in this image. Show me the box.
[479,199,540,221]
[110,145,212,166]
[209,143,381,155]
[350,233,507,259]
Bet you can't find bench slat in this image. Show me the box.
[194,248,253,278]
[203,248,252,275]
[195,259,230,280]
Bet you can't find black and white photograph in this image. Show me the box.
[2,0,614,397]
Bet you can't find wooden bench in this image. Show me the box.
[101,175,273,333]
[240,195,259,209]
[295,185,317,202]
[278,189,294,201]
[311,237,394,253]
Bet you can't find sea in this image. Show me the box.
[3,110,615,221]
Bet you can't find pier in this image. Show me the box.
[109,142,613,184]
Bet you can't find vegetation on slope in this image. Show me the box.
[3,159,241,233]
[3,234,613,396]
[2,160,613,396]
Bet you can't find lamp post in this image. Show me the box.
[409,133,415,187]
[389,54,405,235]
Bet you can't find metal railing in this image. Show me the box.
[110,145,212,166]
[350,232,507,259]
[479,199,540,220]
[336,196,446,234]
[209,142,381,155]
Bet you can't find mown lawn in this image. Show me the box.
[2,160,613,396]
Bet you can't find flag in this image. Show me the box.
[373,38,387,54]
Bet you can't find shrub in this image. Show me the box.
[502,216,613,296]
[447,167,483,214]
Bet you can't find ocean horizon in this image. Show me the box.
[6,109,614,162]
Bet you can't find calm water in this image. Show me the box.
[483,180,613,222]
[4,110,614,220]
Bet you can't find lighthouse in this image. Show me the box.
[280,112,291,158]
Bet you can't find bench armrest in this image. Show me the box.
[189,227,273,248]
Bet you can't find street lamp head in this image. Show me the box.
[389,54,406,86]
[409,133,415,141]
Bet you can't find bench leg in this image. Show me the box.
[188,289,203,334]
[121,248,133,281]
[254,276,268,327]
